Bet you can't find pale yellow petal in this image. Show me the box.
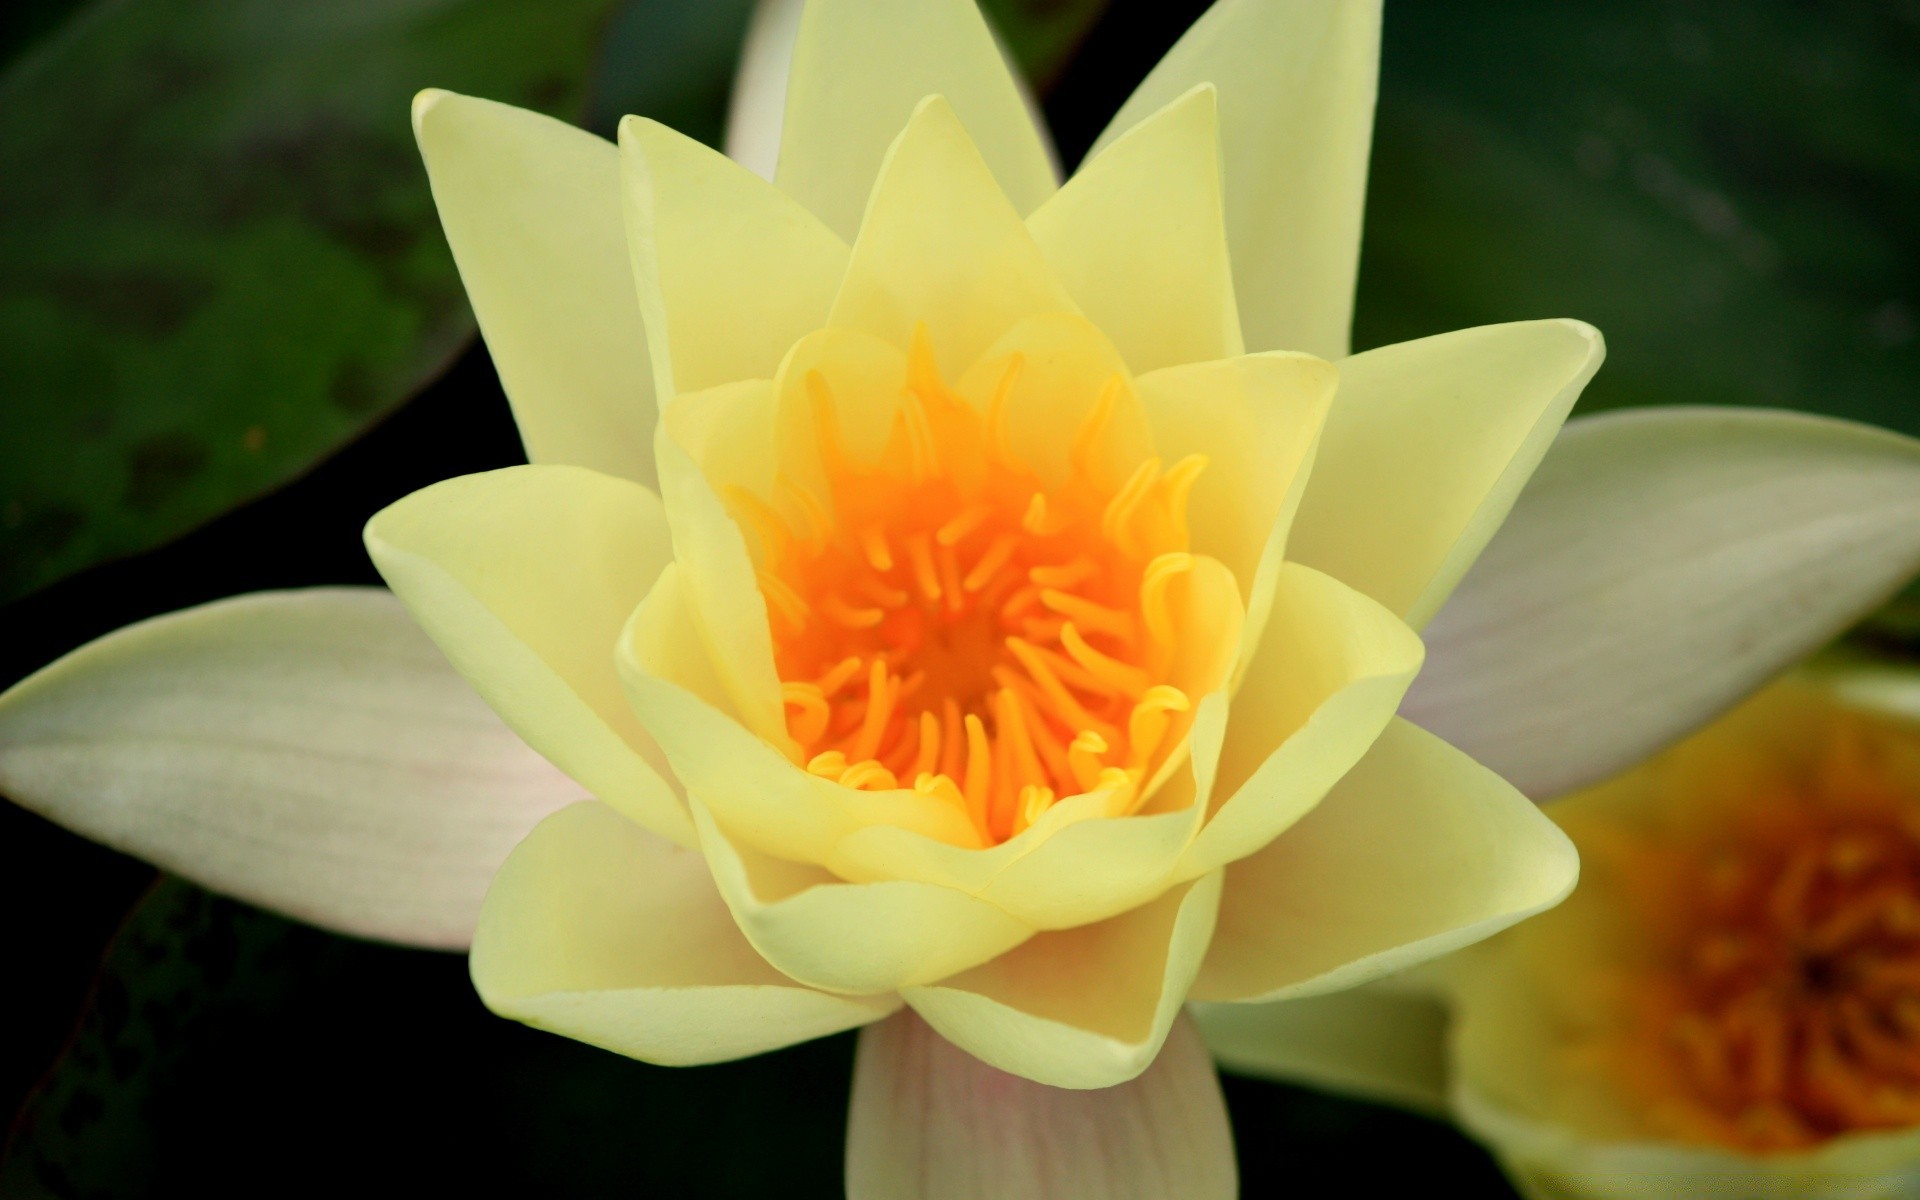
[1194,986,1450,1116]
[1090,0,1380,359]
[0,589,580,949]
[1193,718,1578,1003]
[618,576,979,863]
[952,312,1151,492]
[472,802,896,1065]
[692,800,1032,995]
[1176,562,1422,878]
[901,871,1223,1089]
[847,1010,1236,1200]
[827,96,1075,376]
[1288,319,1604,626]
[776,0,1056,240]
[412,90,655,485]
[1028,85,1239,375]
[1134,351,1335,673]
[619,115,847,401]
[653,425,789,746]
[364,466,692,845]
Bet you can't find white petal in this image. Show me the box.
[724,0,804,180]
[1408,408,1920,801]
[1194,985,1450,1116]
[846,1010,1236,1200]
[0,589,580,948]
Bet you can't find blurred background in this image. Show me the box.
[1,0,1915,1194]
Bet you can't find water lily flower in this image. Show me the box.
[1210,666,1920,1199]
[6,1,1920,1194]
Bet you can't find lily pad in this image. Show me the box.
[0,0,620,603]
[1358,1,1920,435]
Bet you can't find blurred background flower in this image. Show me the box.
[1,0,1916,1195]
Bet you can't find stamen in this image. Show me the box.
[860,529,893,571]
[782,682,831,746]
[1040,589,1133,641]
[839,760,899,791]
[937,505,991,546]
[907,534,942,602]
[1061,622,1151,698]
[821,594,885,629]
[806,750,848,779]
[963,535,1018,592]
[1068,730,1109,794]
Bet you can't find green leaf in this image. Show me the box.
[0,0,622,603]
[1358,1,1919,436]
[1,878,855,1197]
[981,0,1111,91]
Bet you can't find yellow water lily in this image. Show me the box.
[1207,662,1920,1200]
[8,1,1920,1194]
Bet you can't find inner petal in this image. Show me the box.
[739,326,1233,846]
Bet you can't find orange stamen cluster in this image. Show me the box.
[1611,779,1920,1150]
[736,331,1205,845]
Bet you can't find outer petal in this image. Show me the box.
[1192,718,1578,1003]
[1176,563,1424,878]
[901,871,1223,1090]
[0,589,579,949]
[1194,986,1450,1116]
[1408,408,1920,801]
[847,1010,1235,1200]
[472,801,896,1064]
[619,115,847,401]
[364,466,692,845]
[827,96,1076,376]
[691,800,1033,996]
[1091,0,1379,360]
[724,0,803,181]
[1027,85,1240,375]
[1454,1087,1920,1200]
[1288,319,1604,627]
[412,91,655,486]
[1134,354,1337,676]
[775,0,1056,241]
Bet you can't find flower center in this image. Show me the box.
[740,332,1207,845]
[1630,814,1920,1150]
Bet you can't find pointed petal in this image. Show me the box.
[620,115,847,401]
[1177,563,1423,878]
[1028,85,1240,374]
[472,801,896,1064]
[1091,0,1379,359]
[827,96,1075,375]
[1134,352,1336,674]
[690,800,1031,996]
[1194,987,1450,1116]
[1408,407,1920,801]
[724,0,804,181]
[412,90,655,485]
[1288,319,1604,626]
[0,589,580,948]
[1193,718,1577,1003]
[776,0,1056,241]
[364,466,692,845]
[847,1010,1236,1200]
[901,872,1222,1089]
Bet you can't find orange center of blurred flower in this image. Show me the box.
[742,332,1205,845]
[1618,767,1920,1150]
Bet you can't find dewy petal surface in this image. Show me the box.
[846,1010,1236,1200]
[619,115,848,402]
[1092,0,1380,361]
[472,801,897,1064]
[0,589,580,948]
[412,91,656,486]
[901,871,1222,1089]
[365,465,692,845]
[828,96,1076,377]
[1027,84,1240,376]
[1176,563,1424,878]
[1288,319,1603,627]
[1409,407,1920,801]
[775,0,1056,241]
[1194,985,1452,1116]
[1193,718,1577,1003]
